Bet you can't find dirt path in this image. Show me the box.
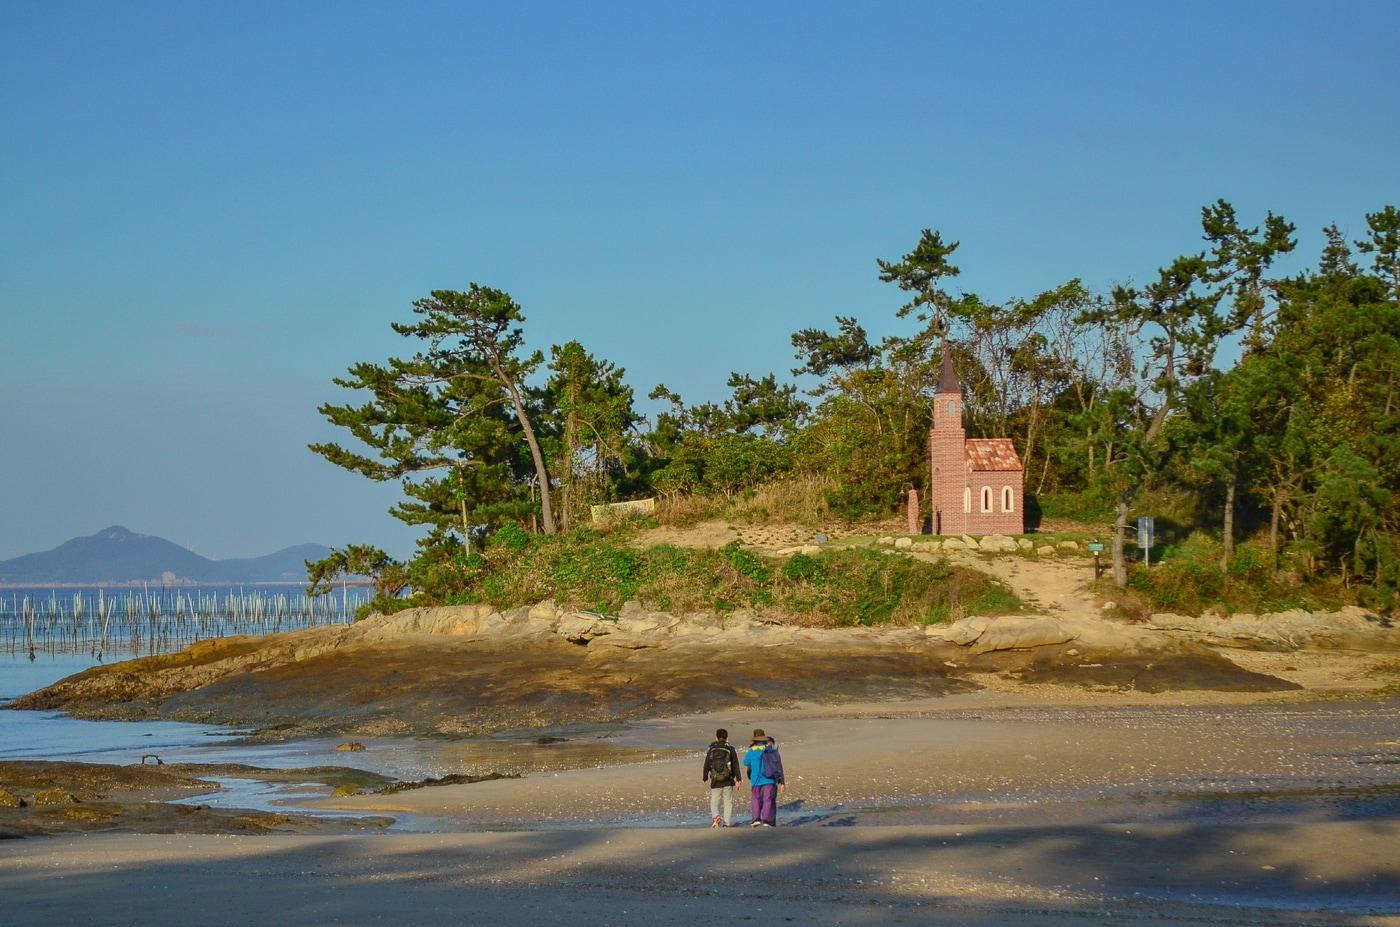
[913,548,1103,619]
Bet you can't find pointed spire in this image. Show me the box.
[936,343,959,394]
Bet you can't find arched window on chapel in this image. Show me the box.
[1002,486,1014,512]
[980,487,992,513]
[963,487,971,513]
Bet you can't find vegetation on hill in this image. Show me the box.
[313,523,1021,626]
[308,201,1400,612]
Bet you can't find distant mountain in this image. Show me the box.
[0,527,332,585]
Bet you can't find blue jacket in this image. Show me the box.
[743,742,783,787]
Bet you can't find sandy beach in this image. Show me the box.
[5,821,1398,927]
[5,572,1399,924]
[5,689,1398,925]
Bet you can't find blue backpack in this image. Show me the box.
[760,745,784,781]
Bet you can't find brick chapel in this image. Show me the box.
[928,346,1024,536]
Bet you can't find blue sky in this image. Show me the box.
[2,1,1397,561]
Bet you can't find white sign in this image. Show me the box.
[1137,516,1154,549]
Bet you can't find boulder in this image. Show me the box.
[527,600,561,624]
[912,540,942,553]
[556,611,614,643]
[932,616,1077,653]
[1057,540,1080,552]
[1146,606,1397,651]
[1016,538,1033,551]
[926,615,989,646]
[927,614,1169,656]
[616,611,680,636]
[1035,545,1056,557]
[798,544,821,555]
[894,537,914,550]
[877,536,894,546]
[356,604,497,640]
[979,534,1017,553]
[942,538,967,550]
[960,535,979,549]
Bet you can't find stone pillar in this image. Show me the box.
[906,488,920,535]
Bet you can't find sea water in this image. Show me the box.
[0,651,226,763]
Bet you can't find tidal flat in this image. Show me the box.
[3,617,1399,925]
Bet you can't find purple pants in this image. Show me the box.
[750,784,777,825]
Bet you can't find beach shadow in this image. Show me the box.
[2,810,1397,926]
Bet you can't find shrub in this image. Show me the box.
[431,528,1020,626]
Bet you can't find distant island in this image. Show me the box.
[0,526,332,586]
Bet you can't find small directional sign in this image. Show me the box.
[1086,541,1105,554]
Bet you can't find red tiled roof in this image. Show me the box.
[965,438,1022,472]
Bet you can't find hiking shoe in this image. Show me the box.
[750,821,763,827]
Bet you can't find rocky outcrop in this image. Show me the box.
[926,615,1175,655]
[8,597,1320,738]
[1147,607,1397,651]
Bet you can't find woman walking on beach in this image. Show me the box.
[743,729,785,827]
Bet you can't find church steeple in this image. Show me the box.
[932,343,964,433]
[936,343,959,395]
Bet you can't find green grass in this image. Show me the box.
[405,528,1022,627]
[1113,533,1350,616]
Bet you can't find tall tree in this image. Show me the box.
[395,287,558,534]
[546,341,639,529]
[1356,204,1400,297]
[1093,249,1228,585]
[1200,199,1296,350]
[876,228,962,330]
[312,285,559,537]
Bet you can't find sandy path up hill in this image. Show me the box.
[927,548,1104,620]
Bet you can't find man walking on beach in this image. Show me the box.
[702,728,742,827]
[743,728,785,827]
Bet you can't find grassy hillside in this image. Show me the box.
[383,525,1021,627]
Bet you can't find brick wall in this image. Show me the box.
[966,468,1024,535]
[929,391,967,536]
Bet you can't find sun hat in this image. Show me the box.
[752,728,766,738]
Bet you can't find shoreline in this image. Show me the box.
[5,683,1398,925]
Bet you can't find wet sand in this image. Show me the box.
[4,692,1398,924]
[315,692,1400,830]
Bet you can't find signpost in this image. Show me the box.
[1137,516,1155,567]
[1086,540,1105,578]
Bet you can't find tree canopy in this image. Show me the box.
[311,200,1400,611]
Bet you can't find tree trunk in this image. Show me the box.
[1112,494,1130,588]
[1269,493,1281,573]
[1221,465,1237,571]
[502,379,556,534]
[457,466,470,541]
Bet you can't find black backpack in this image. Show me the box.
[706,744,732,781]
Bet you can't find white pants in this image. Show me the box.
[708,785,735,825]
